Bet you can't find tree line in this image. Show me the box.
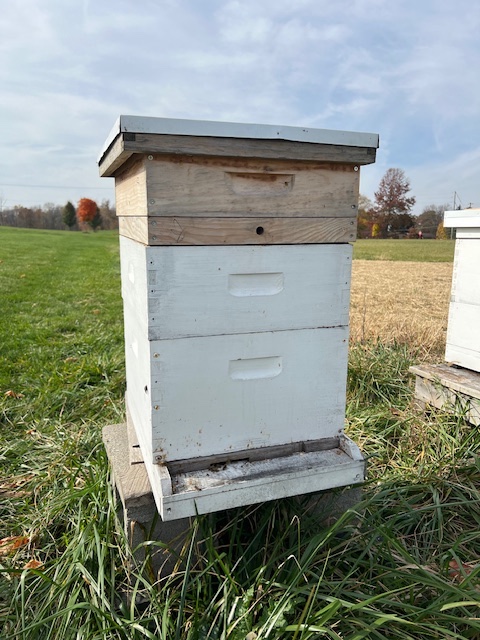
[357,167,452,239]
[0,169,459,238]
[0,198,118,231]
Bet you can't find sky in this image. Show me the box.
[1,0,479,215]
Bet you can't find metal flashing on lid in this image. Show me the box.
[98,115,379,164]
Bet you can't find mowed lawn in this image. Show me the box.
[353,238,455,262]
[2,227,479,640]
[0,227,125,431]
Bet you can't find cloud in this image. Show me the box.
[0,0,478,209]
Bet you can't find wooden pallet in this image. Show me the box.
[409,362,480,425]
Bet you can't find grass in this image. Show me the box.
[353,239,455,262]
[1,228,479,639]
[0,227,125,430]
[349,261,452,356]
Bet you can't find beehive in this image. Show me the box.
[444,209,480,372]
[99,116,378,520]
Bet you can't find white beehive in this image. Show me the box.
[99,116,378,520]
[444,209,480,373]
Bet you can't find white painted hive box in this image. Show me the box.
[99,116,379,520]
[444,209,480,373]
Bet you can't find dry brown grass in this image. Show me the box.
[350,260,453,358]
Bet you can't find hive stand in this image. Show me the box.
[411,209,480,423]
[103,423,192,579]
[410,363,480,425]
[103,421,363,579]
[99,116,378,524]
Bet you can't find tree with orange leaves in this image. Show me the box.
[77,198,101,230]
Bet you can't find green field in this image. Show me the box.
[0,227,124,426]
[1,227,479,639]
[353,238,455,262]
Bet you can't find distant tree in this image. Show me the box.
[13,205,37,229]
[0,200,70,230]
[357,194,375,238]
[98,199,118,230]
[42,202,63,230]
[416,203,450,238]
[436,221,448,239]
[77,198,98,229]
[90,206,102,231]
[374,168,416,237]
[62,201,76,229]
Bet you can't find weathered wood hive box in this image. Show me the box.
[99,116,378,520]
[444,209,480,373]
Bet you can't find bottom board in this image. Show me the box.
[146,435,365,521]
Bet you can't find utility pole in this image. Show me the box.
[451,192,457,239]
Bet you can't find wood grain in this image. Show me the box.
[98,118,378,177]
[115,158,148,217]
[100,134,376,177]
[102,423,153,502]
[126,133,376,164]
[134,156,360,218]
[410,363,480,400]
[410,363,480,425]
[98,136,132,177]
[119,216,149,245]
[119,215,357,245]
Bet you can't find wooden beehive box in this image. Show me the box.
[444,208,480,372]
[99,116,378,520]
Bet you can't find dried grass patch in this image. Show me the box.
[350,260,453,357]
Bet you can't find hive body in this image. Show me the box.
[444,209,480,373]
[99,116,378,520]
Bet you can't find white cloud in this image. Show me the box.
[0,0,478,209]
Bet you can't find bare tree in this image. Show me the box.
[416,203,450,238]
